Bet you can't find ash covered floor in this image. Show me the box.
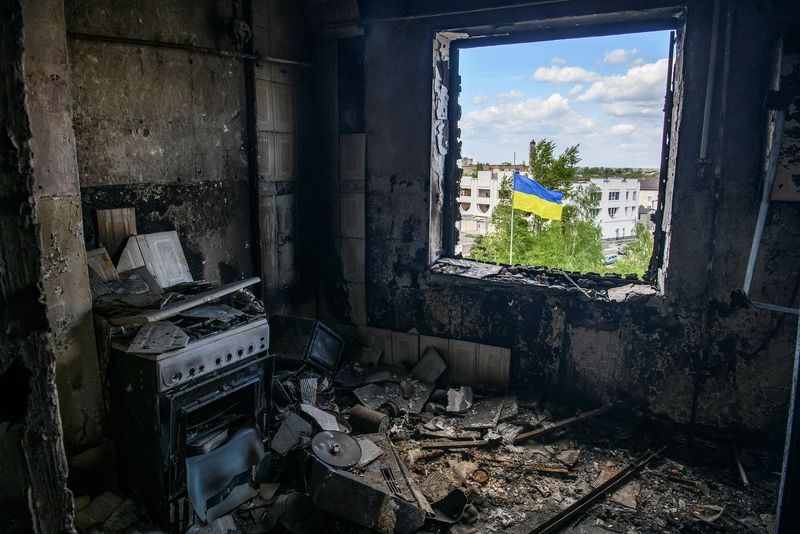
[71,377,781,533]
[223,393,780,534]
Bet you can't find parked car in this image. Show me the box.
[604,254,619,265]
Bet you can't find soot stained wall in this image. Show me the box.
[67,0,254,283]
[325,0,800,437]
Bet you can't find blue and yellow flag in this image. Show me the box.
[512,172,564,221]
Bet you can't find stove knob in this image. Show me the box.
[171,372,182,383]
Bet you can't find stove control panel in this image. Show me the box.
[153,319,269,392]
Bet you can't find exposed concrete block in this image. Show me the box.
[447,340,478,386]
[391,331,419,367]
[340,237,365,283]
[476,344,511,386]
[339,133,365,181]
[340,192,365,238]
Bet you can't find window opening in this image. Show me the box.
[453,30,674,278]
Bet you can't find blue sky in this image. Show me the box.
[459,31,672,168]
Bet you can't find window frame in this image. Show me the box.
[429,8,684,290]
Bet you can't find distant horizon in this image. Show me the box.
[459,31,671,168]
[460,159,659,171]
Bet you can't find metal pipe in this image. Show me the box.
[67,30,314,67]
[751,299,800,316]
[528,447,665,534]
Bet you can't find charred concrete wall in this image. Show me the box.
[320,0,800,437]
[1,0,88,530]
[66,0,255,283]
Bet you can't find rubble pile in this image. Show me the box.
[76,318,781,533]
[223,344,780,534]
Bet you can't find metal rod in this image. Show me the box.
[67,30,314,67]
[751,299,800,316]
[562,272,592,300]
[421,439,490,450]
[528,447,665,534]
[111,277,261,325]
[513,403,618,444]
[743,108,786,296]
[509,198,515,265]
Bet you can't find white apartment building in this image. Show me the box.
[456,169,512,254]
[572,177,640,240]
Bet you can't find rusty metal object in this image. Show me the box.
[528,447,665,534]
[350,404,390,434]
[513,403,619,444]
[471,468,490,484]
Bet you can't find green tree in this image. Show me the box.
[469,176,604,273]
[528,138,581,194]
[605,223,654,277]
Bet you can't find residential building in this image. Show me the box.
[456,170,503,254]
[572,178,641,241]
[639,178,659,209]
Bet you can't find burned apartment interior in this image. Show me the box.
[2,0,800,533]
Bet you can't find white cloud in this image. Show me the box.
[496,90,524,102]
[532,65,599,84]
[603,48,638,64]
[578,58,668,103]
[569,84,584,96]
[610,123,635,135]
[551,57,566,65]
[461,93,571,135]
[471,93,488,104]
[602,102,661,118]
[459,91,605,165]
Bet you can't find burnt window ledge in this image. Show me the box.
[429,258,659,303]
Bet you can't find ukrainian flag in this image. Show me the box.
[512,172,564,221]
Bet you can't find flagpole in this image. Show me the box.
[509,189,515,265]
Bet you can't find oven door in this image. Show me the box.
[160,355,272,499]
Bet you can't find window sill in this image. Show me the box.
[429,257,659,303]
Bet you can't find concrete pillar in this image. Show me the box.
[20,0,104,455]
